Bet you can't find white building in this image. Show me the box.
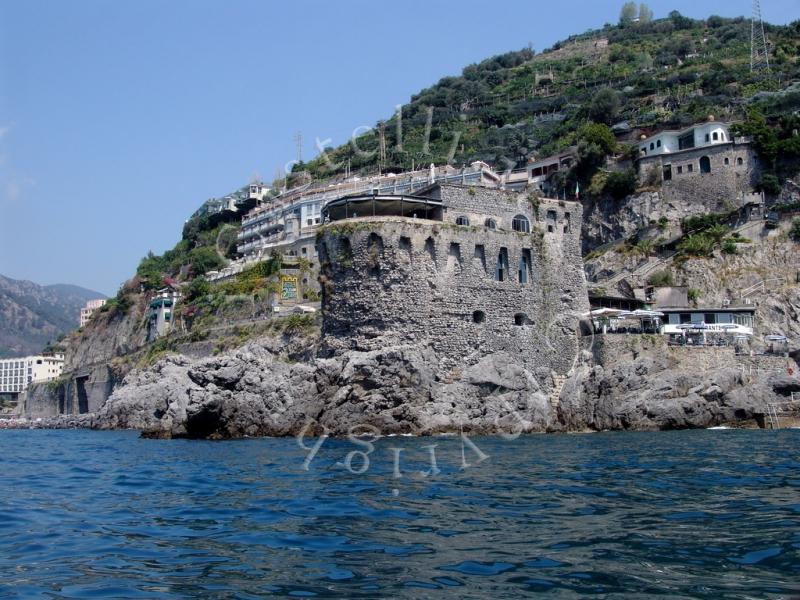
[661,307,755,337]
[80,298,107,327]
[638,121,731,157]
[0,353,65,394]
[148,288,181,340]
[236,163,501,259]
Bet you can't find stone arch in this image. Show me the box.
[699,156,711,173]
[484,218,497,229]
[424,237,437,269]
[366,233,384,275]
[337,237,353,269]
[512,214,531,233]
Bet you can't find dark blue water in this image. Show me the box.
[0,429,798,598]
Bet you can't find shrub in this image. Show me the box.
[604,169,638,200]
[757,173,782,196]
[678,234,715,257]
[790,218,800,242]
[647,270,674,287]
[587,88,620,125]
[687,288,700,305]
[722,238,738,254]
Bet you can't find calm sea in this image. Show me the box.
[0,429,798,598]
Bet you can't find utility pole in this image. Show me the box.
[378,121,386,170]
[294,131,303,163]
[751,0,770,73]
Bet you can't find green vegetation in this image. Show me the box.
[687,288,700,304]
[603,169,638,200]
[293,11,798,198]
[647,269,673,287]
[790,218,800,242]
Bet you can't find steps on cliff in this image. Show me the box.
[548,374,567,408]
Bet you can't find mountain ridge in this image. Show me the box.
[0,273,107,358]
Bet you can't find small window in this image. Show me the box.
[737,157,743,166]
[656,140,661,148]
[547,225,554,233]
[713,132,719,141]
[484,218,497,229]
[705,133,710,142]
[456,216,470,226]
[650,142,655,150]
[514,313,530,326]
[496,248,509,281]
[512,215,530,233]
[687,163,693,173]
[472,310,485,324]
[724,157,730,166]
[677,165,683,174]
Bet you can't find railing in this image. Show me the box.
[241,166,491,228]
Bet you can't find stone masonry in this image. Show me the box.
[639,141,760,211]
[317,184,590,378]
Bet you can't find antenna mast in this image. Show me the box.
[750,0,770,73]
[294,131,303,164]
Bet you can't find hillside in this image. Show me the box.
[0,274,106,358]
[296,12,799,184]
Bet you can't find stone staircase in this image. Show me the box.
[548,374,567,408]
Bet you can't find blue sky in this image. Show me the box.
[0,0,796,295]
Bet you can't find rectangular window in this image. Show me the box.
[687,164,693,173]
[679,313,691,324]
[704,313,717,324]
[677,165,683,174]
[678,132,695,150]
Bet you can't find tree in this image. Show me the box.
[576,122,618,179]
[587,88,620,125]
[639,3,653,23]
[757,173,781,196]
[185,277,211,303]
[188,247,225,277]
[620,2,638,25]
[604,169,638,199]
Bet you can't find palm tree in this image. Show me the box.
[636,239,655,257]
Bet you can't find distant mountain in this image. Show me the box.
[0,274,107,358]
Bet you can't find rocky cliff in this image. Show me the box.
[90,328,798,438]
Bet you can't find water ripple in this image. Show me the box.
[0,429,798,598]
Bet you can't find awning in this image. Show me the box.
[765,335,788,342]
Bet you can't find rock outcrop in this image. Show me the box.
[91,332,798,439]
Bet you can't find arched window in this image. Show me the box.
[713,132,719,141]
[484,218,497,229]
[650,142,655,150]
[737,157,743,166]
[456,216,470,226]
[699,156,711,173]
[724,157,730,166]
[512,215,530,233]
[656,140,661,148]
